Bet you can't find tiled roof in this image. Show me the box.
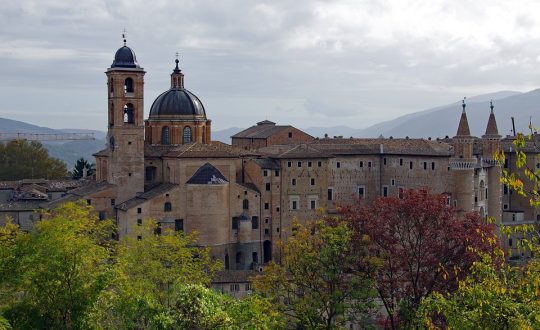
[484,111,500,136]
[501,135,540,153]
[237,182,260,193]
[253,158,280,170]
[258,144,333,159]
[186,163,229,185]
[0,200,43,212]
[231,123,293,139]
[93,148,111,157]
[310,138,452,156]
[116,182,178,211]
[67,181,116,197]
[146,141,255,158]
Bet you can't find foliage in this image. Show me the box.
[0,140,67,180]
[340,189,496,329]
[71,157,95,180]
[0,201,115,329]
[252,219,377,329]
[418,250,540,329]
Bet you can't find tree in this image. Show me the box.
[0,140,67,180]
[340,189,496,329]
[86,221,223,329]
[71,158,95,180]
[0,201,115,329]
[252,219,377,329]
[417,250,540,330]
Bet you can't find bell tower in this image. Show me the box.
[104,36,145,202]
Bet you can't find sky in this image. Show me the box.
[2,0,540,131]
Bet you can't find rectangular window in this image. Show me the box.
[252,252,258,263]
[264,202,269,210]
[287,161,292,168]
[137,219,142,226]
[503,185,508,195]
[86,199,92,205]
[111,198,116,206]
[252,216,259,229]
[265,183,271,191]
[400,158,403,166]
[391,179,395,186]
[99,211,106,220]
[368,161,372,168]
[292,200,298,210]
[275,170,280,177]
[137,208,142,214]
[328,188,333,201]
[337,162,341,168]
[509,238,513,247]
[264,228,269,235]
[409,161,413,170]
[263,170,268,177]
[383,157,387,165]
[290,196,300,210]
[503,203,509,210]
[318,161,322,167]
[310,178,315,186]
[288,132,293,138]
[308,161,312,167]
[383,186,388,197]
[292,178,296,186]
[297,161,302,167]
[232,217,239,230]
[431,162,435,170]
[358,186,365,198]
[359,161,364,168]
[175,219,184,232]
[276,207,280,212]
[423,162,427,170]
[310,200,316,210]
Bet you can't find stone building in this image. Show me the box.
[1,40,517,271]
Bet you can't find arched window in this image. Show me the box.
[183,126,192,144]
[242,199,249,210]
[109,103,114,126]
[161,126,170,145]
[164,202,172,212]
[124,77,134,94]
[123,104,134,124]
[225,254,230,270]
[236,251,244,267]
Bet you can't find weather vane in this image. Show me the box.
[122,28,127,46]
[462,97,467,112]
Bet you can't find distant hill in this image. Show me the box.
[0,117,106,168]
[211,127,243,144]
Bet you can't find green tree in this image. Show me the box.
[0,140,67,180]
[0,201,115,329]
[252,219,377,330]
[71,158,95,180]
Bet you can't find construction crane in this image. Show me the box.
[0,132,95,141]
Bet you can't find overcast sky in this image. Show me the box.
[2,0,540,131]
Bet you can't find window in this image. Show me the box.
[368,161,372,168]
[137,219,142,226]
[183,126,192,144]
[276,207,280,212]
[409,161,413,170]
[275,170,280,176]
[99,211,106,220]
[391,179,395,186]
[243,199,249,210]
[145,166,157,181]
[399,158,403,166]
[318,161,322,167]
[252,216,259,229]
[252,252,258,263]
[265,228,269,235]
[164,202,172,212]
[137,208,142,214]
[504,159,509,168]
[383,157,387,165]
[232,217,239,230]
[328,188,333,201]
[155,222,162,235]
[86,199,92,205]
[358,186,365,198]
[263,170,268,177]
[287,161,292,167]
[383,186,388,197]
[236,252,243,265]
[337,162,341,168]
[509,238,513,247]
[265,218,269,224]
[423,162,427,170]
[290,198,299,210]
[292,178,296,186]
[288,132,293,138]
[297,161,302,167]
[161,126,170,145]
[308,161,312,167]
[124,77,134,93]
[359,161,364,168]
[264,202,269,210]
[265,183,270,191]
[123,104,134,124]
[310,178,315,186]
[310,199,316,210]
[431,162,435,170]
[225,254,230,270]
[111,198,115,206]
[172,219,183,231]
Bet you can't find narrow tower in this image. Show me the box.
[450,98,476,213]
[103,36,145,201]
[482,101,502,224]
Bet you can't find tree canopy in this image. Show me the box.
[71,158,95,180]
[0,140,67,180]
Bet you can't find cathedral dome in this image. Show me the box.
[149,88,206,119]
[111,46,140,68]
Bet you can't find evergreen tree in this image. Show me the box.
[71,158,95,180]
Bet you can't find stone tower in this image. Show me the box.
[104,39,146,202]
[482,101,502,224]
[450,99,476,213]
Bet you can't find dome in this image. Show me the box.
[111,46,140,68]
[149,88,206,118]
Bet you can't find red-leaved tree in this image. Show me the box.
[340,188,497,329]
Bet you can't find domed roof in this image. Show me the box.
[111,46,140,68]
[149,88,206,118]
